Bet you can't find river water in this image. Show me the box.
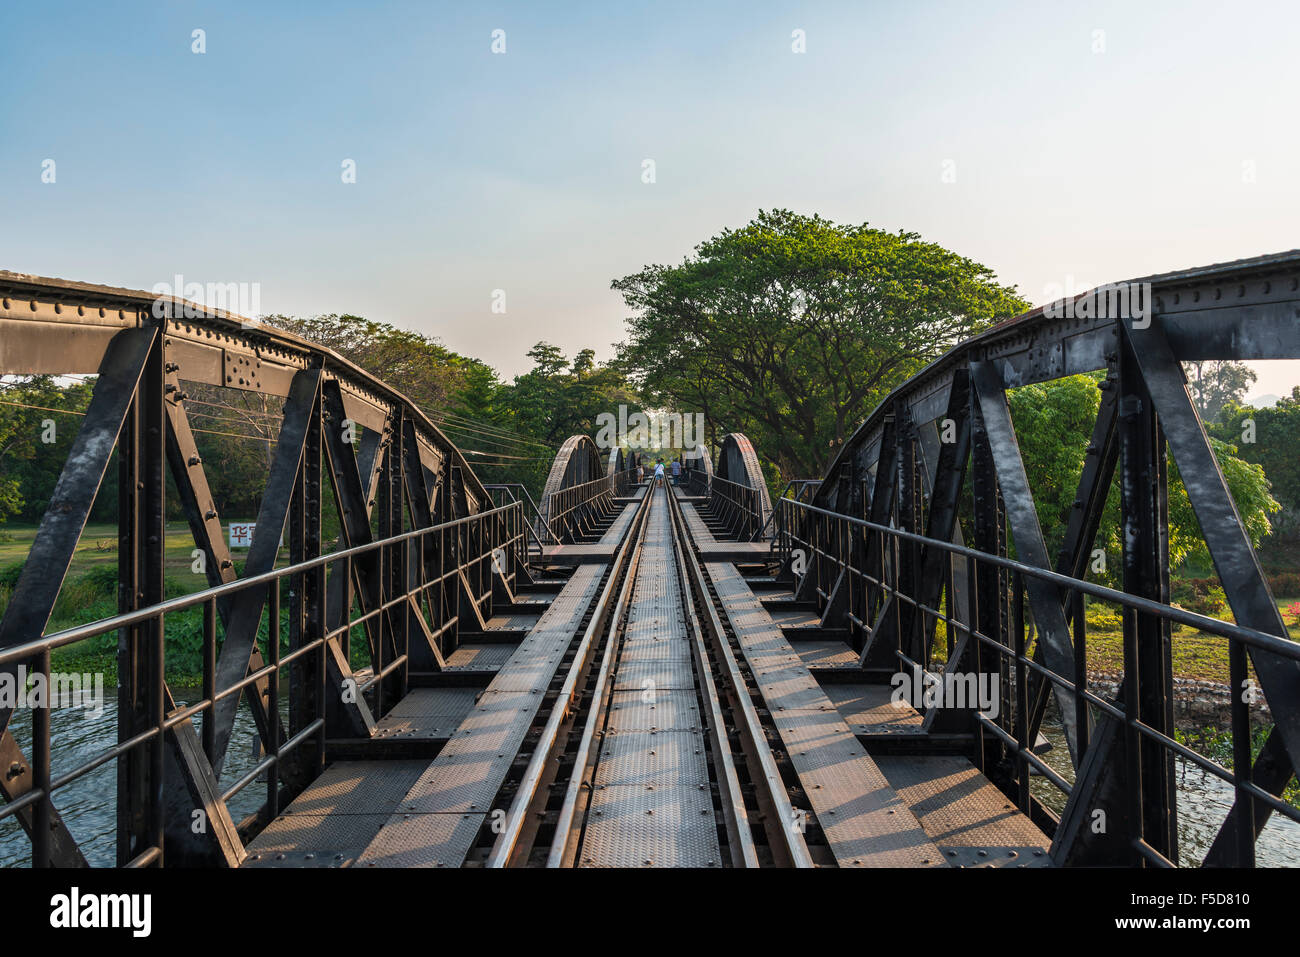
[1,692,273,867]
[1032,716,1300,866]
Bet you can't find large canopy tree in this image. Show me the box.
[613,209,1027,478]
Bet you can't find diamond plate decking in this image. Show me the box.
[580,486,721,868]
[362,562,608,866]
[705,560,945,867]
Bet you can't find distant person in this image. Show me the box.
[653,460,665,487]
[670,458,681,486]
[637,462,644,484]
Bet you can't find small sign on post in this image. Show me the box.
[228,523,284,548]
[228,523,256,548]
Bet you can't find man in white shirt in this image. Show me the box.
[653,460,665,486]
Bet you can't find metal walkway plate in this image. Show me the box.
[580,486,720,868]
[705,561,945,868]
[580,784,720,868]
[592,730,709,789]
[360,562,608,866]
[356,812,488,868]
[793,638,862,670]
[241,760,430,867]
[678,502,717,546]
[605,689,702,733]
[825,683,924,734]
[600,502,640,543]
[444,642,516,672]
[876,755,1052,867]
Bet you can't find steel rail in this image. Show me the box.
[669,488,815,868]
[664,484,760,867]
[484,485,654,867]
[543,495,654,867]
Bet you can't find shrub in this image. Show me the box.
[1267,571,1300,597]
[1172,577,1229,617]
[1086,606,1123,631]
[0,561,25,588]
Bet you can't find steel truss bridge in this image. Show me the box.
[1,252,1299,868]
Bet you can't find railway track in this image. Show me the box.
[487,482,809,867]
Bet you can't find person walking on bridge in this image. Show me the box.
[653,459,665,487]
[670,457,681,487]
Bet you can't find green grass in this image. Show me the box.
[1078,597,1300,683]
[0,521,249,597]
[0,520,314,687]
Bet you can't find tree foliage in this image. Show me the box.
[1211,388,1300,533]
[0,377,100,523]
[613,209,1027,477]
[1008,373,1280,582]
[1183,359,1257,424]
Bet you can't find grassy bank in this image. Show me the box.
[0,521,370,687]
[1078,597,1300,683]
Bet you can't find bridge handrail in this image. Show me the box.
[752,478,821,541]
[0,503,524,662]
[776,497,1300,658]
[775,496,1300,865]
[0,502,527,863]
[484,483,558,547]
[700,473,767,540]
[544,470,637,542]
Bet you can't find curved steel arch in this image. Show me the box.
[790,249,1300,866]
[716,432,772,533]
[541,435,604,520]
[682,442,714,487]
[607,446,644,478]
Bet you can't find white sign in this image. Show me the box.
[228,523,284,548]
[229,523,255,548]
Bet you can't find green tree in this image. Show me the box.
[0,377,98,523]
[1008,374,1280,582]
[503,342,642,448]
[1212,388,1300,533]
[613,209,1027,478]
[1183,359,1257,424]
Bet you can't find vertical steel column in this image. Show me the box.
[895,413,924,666]
[969,397,1009,777]
[116,326,166,865]
[1117,339,1177,863]
[375,412,405,708]
[287,383,324,789]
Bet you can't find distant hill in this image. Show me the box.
[1247,393,1281,408]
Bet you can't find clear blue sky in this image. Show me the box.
[2,0,1298,396]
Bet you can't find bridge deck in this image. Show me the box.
[244,563,608,868]
[244,486,1052,868]
[578,486,722,867]
[704,560,943,867]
